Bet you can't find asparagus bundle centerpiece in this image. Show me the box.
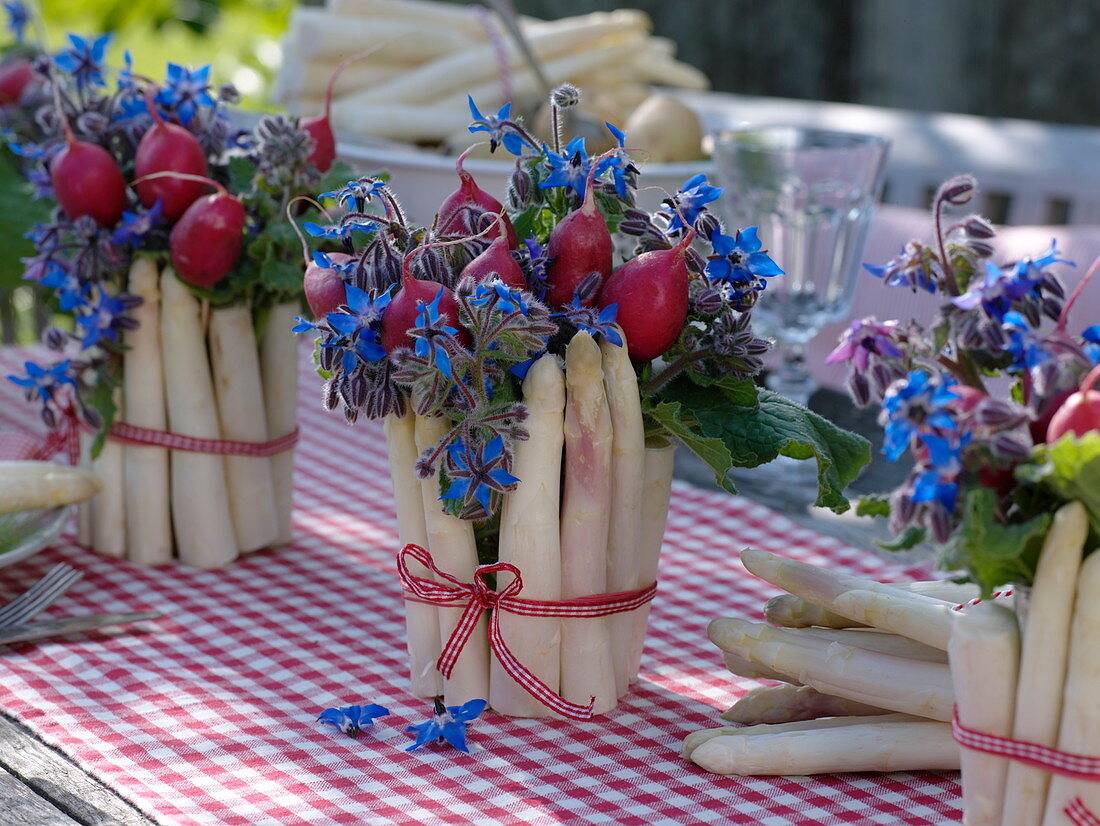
[9,32,353,566]
[688,177,1100,825]
[295,84,869,716]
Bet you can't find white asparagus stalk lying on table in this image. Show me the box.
[1001,501,1088,826]
[415,413,489,707]
[90,386,125,558]
[386,412,442,698]
[122,257,172,564]
[723,651,795,684]
[260,302,299,546]
[742,548,956,649]
[687,717,960,776]
[708,617,955,721]
[602,333,647,696]
[329,0,512,37]
[159,270,237,568]
[1042,549,1100,826]
[559,333,616,714]
[721,684,892,725]
[277,60,403,109]
[624,438,676,685]
[349,11,650,106]
[786,627,949,663]
[208,305,278,553]
[682,713,922,760]
[949,601,1020,826]
[285,8,477,64]
[0,462,100,513]
[491,354,564,717]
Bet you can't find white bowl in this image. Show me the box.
[337,139,714,226]
[0,505,72,568]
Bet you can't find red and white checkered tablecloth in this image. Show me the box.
[0,344,962,826]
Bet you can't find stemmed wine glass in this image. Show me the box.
[713,125,890,508]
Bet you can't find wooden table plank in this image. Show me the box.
[0,713,155,826]
[0,765,79,826]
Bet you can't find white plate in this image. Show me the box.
[0,506,72,568]
[336,139,714,226]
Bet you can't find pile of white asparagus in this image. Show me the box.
[78,258,300,569]
[388,330,675,716]
[685,502,1100,826]
[273,0,708,146]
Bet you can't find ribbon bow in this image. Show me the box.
[952,709,1100,825]
[398,543,657,721]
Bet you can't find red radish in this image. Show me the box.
[597,231,695,362]
[167,176,246,287]
[459,232,527,291]
[50,140,128,228]
[381,253,466,353]
[1046,365,1100,441]
[542,168,613,308]
[0,58,33,106]
[437,147,517,247]
[305,252,351,319]
[134,87,209,221]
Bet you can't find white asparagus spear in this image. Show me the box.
[682,713,922,760]
[688,718,960,776]
[602,332,647,697]
[742,548,956,649]
[350,11,650,106]
[708,617,955,721]
[287,8,476,63]
[329,0,506,37]
[559,333,616,714]
[260,302,299,546]
[623,438,675,684]
[280,59,403,107]
[208,305,278,553]
[950,601,1020,826]
[1042,550,1100,826]
[796,627,948,663]
[90,386,125,558]
[830,589,956,650]
[723,651,795,684]
[1002,501,1088,826]
[491,354,564,717]
[414,413,489,706]
[385,412,442,698]
[763,580,989,629]
[159,270,237,568]
[721,684,892,725]
[0,462,100,513]
[122,257,172,564]
[76,431,93,546]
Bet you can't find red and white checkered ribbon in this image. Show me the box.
[951,588,1015,611]
[397,543,658,721]
[952,709,1100,825]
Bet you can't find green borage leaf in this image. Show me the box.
[1016,432,1100,540]
[644,375,871,512]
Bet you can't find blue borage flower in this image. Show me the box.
[303,218,377,240]
[826,318,903,373]
[466,96,533,156]
[412,288,460,380]
[663,173,723,234]
[53,33,112,92]
[442,436,519,513]
[8,360,76,409]
[8,141,50,161]
[112,201,164,247]
[910,431,968,512]
[520,236,550,299]
[553,296,622,347]
[317,704,389,738]
[540,136,592,199]
[470,280,529,315]
[155,63,216,126]
[406,697,487,754]
[325,283,391,372]
[320,178,387,210]
[880,370,960,462]
[75,290,134,349]
[953,242,1071,321]
[1084,325,1100,363]
[39,262,88,312]
[592,123,631,199]
[864,241,940,293]
[1001,311,1054,372]
[4,1,28,43]
[705,226,784,290]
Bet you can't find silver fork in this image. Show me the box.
[0,564,83,628]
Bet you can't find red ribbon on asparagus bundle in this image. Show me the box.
[397,543,657,721]
[953,710,1100,826]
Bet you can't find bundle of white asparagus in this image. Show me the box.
[387,329,673,716]
[689,511,1100,821]
[273,0,709,148]
[76,258,300,569]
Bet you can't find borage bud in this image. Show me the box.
[573,271,601,304]
[927,504,953,544]
[938,175,977,206]
[684,246,706,276]
[694,212,720,239]
[507,164,532,210]
[1041,297,1063,322]
[323,378,340,411]
[847,370,872,407]
[691,283,723,316]
[618,219,650,237]
[990,433,1032,459]
[975,399,1028,429]
[980,320,1007,351]
[43,326,68,351]
[963,215,996,239]
[967,239,995,259]
[550,83,581,109]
